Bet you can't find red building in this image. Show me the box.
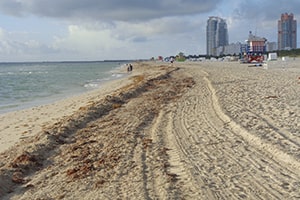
[243,32,267,63]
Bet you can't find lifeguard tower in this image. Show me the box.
[242,31,267,63]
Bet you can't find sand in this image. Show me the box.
[0,60,299,199]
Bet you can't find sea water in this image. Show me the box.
[0,61,128,114]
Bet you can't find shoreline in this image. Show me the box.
[0,62,129,115]
[0,60,299,199]
[0,64,136,153]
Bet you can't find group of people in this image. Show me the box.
[127,64,133,72]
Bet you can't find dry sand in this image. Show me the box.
[0,60,299,199]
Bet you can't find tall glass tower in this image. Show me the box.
[206,17,229,56]
[278,13,297,50]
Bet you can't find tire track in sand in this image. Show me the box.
[156,67,300,199]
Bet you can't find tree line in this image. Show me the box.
[272,48,300,57]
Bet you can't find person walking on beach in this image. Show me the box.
[170,57,174,66]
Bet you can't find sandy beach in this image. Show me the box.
[0,60,299,199]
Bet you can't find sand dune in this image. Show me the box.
[0,60,299,199]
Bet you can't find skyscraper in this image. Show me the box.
[278,13,297,50]
[206,16,229,56]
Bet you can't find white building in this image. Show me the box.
[215,42,243,56]
[266,42,277,51]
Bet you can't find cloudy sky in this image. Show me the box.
[0,0,299,61]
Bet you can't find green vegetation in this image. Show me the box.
[176,52,186,62]
[272,49,300,57]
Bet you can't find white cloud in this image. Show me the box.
[52,25,130,60]
[0,27,5,38]
[0,26,58,61]
[49,16,205,60]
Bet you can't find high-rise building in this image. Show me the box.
[206,16,229,56]
[278,13,297,50]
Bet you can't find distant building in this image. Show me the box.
[278,13,297,50]
[247,32,267,52]
[206,16,229,56]
[266,42,277,52]
[222,42,243,56]
[242,31,267,63]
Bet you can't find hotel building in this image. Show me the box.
[278,13,297,50]
[206,16,229,56]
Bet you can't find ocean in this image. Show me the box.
[0,61,128,114]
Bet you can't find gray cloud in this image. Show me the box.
[0,0,222,21]
[236,0,300,20]
[131,36,148,43]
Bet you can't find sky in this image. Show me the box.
[0,0,299,62]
